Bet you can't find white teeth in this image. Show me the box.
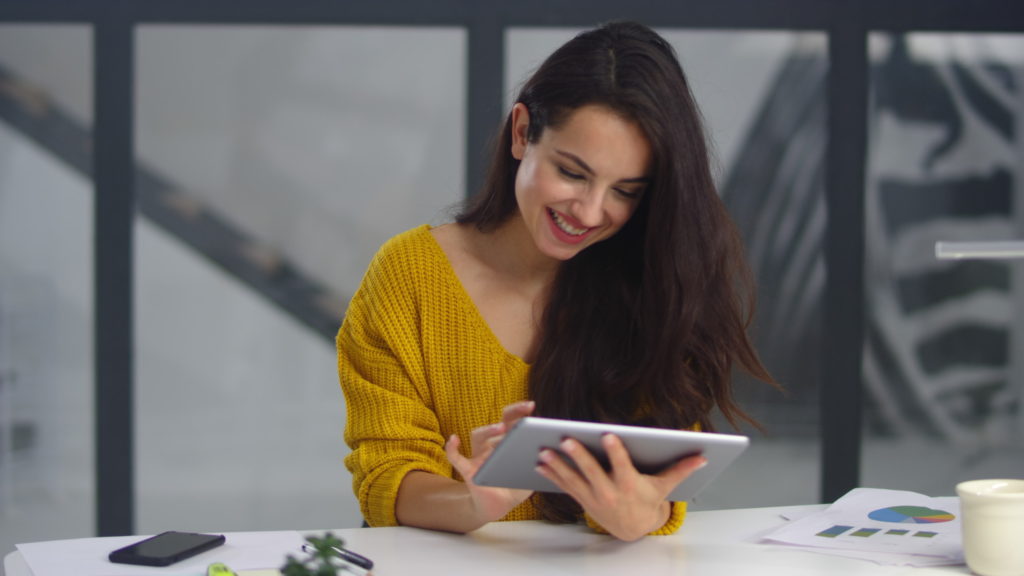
[549,209,587,236]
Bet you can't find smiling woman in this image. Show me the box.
[337,20,779,542]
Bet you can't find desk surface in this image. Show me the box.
[5,505,970,576]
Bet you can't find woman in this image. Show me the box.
[337,21,775,541]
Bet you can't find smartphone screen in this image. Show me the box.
[108,531,226,566]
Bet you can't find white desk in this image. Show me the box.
[5,505,970,576]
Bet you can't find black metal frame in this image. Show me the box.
[1,0,1021,536]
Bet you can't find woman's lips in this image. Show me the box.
[547,208,592,244]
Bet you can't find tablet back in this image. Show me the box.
[473,417,749,502]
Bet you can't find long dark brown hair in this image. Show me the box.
[458,21,776,523]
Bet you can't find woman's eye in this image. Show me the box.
[616,188,642,200]
[558,167,585,180]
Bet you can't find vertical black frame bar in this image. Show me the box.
[94,8,135,536]
[822,3,868,503]
[465,7,504,197]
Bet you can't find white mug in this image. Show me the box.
[956,479,1024,576]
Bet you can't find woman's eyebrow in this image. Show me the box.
[555,149,650,184]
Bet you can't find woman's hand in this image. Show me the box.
[535,433,707,541]
[445,400,536,526]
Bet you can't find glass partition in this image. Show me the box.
[0,24,95,554]
[863,32,1024,495]
[508,28,829,509]
[134,25,466,532]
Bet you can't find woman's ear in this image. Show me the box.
[510,103,530,160]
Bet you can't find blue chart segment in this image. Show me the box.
[816,525,853,538]
[868,506,955,524]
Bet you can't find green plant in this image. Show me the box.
[280,533,349,576]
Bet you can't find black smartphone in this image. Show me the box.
[108,531,226,566]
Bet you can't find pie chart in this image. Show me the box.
[868,505,955,524]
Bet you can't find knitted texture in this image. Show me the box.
[338,224,686,533]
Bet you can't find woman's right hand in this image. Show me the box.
[445,400,536,524]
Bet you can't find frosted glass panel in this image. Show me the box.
[863,32,1024,495]
[0,24,94,555]
[134,25,466,532]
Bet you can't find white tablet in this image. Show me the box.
[472,416,749,502]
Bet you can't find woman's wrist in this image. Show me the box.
[648,501,687,535]
[652,501,672,533]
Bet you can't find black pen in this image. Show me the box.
[302,543,374,571]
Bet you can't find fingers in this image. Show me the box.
[536,445,585,496]
[537,435,707,503]
[601,434,635,478]
[601,432,707,494]
[656,453,708,487]
[446,434,472,479]
[447,404,534,483]
[501,400,535,428]
[469,422,507,456]
[445,426,502,477]
[536,437,614,503]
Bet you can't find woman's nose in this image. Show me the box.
[572,186,606,226]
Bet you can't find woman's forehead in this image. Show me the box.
[540,105,652,178]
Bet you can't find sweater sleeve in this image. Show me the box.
[337,238,452,527]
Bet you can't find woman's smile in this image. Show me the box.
[547,208,593,244]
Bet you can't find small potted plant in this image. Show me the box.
[280,533,357,576]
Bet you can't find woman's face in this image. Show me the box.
[511,103,651,262]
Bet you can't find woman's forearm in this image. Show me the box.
[394,471,488,533]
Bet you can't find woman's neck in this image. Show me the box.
[473,215,560,295]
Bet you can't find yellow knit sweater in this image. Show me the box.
[337,225,686,533]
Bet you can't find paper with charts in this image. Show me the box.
[761,487,963,566]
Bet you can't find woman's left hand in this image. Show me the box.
[535,433,707,541]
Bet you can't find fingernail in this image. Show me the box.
[560,438,575,452]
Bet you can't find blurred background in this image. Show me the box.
[1,1,1022,560]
